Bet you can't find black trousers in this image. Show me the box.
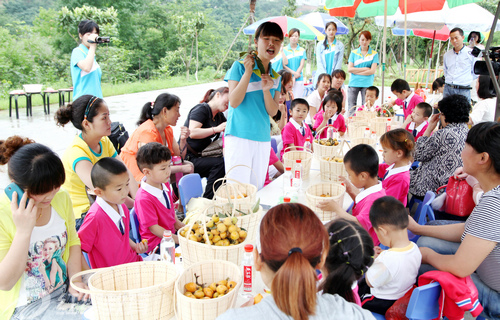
[187,154,225,199]
[358,278,397,314]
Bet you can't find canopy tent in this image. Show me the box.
[243,16,325,41]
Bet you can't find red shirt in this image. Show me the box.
[352,184,386,246]
[405,121,429,141]
[78,202,142,268]
[379,163,411,206]
[395,92,424,120]
[312,110,347,138]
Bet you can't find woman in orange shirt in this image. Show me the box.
[120,93,194,183]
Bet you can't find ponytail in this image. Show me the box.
[272,252,318,320]
[137,102,154,126]
[323,22,337,50]
[200,87,229,103]
[137,93,181,126]
[380,128,415,160]
[260,203,329,320]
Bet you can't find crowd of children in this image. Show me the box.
[1,20,499,320]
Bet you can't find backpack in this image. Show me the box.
[108,122,129,154]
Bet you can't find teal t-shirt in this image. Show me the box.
[224,60,281,142]
[348,46,379,88]
[70,44,103,101]
[271,54,283,73]
[283,44,307,81]
[325,38,339,75]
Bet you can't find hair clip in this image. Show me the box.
[329,232,334,237]
[150,101,155,109]
[288,247,302,256]
[405,138,408,142]
[337,239,342,243]
[346,261,350,265]
[361,270,364,275]
[84,96,98,120]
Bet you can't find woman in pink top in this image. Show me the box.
[313,89,346,138]
[378,129,415,206]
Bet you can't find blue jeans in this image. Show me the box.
[417,233,500,319]
[443,84,471,102]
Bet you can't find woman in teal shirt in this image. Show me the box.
[347,31,379,114]
[315,22,344,87]
[283,28,307,98]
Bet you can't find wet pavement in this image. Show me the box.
[0,81,226,189]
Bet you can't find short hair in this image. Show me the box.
[78,20,100,36]
[289,28,300,37]
[322,89,343,114]
[450,27,464,37]
[370,196,409,230]
[359,30,372,40]
[255,22,283,41]
[467,31,481,43]
[316,73,332,89]
[437,94,471,124]
[136,142,172,171]
[432,76,445,92]
[477,75,496,99]
[415,102,433,118]
[343,144,379,178]
[331,69,346,80]
[391,79,410,93]
[466,122,500,175]
[366,86,379,98]
[291,98,309,111]
[91,158,128,190]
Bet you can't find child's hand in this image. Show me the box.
[135,240,148,254]
[261,74,274,91]
[339,176,357,195]
[68,279,90,301]
[10,192,37,235]
[374,246,383,258]
[317,199,341,213]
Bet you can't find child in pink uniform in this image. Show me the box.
[265,148,284,186]
[281,98,314,159]
[403,102,431,141]
[134,142,185,252]
[389,79,424,120]
[313,89,346,138]
[78,158,148,268]
[378,129,414,206]
[317,144,386,245]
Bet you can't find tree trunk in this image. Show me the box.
[195,30,199,82]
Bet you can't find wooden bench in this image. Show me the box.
[406,68,444,87]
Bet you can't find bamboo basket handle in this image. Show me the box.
[379,104,394,117]
[224,164,258,182]
[334,139,348,158]
[217,164,259,200]
[283,146,313,154]
[212,177,248,202]
[314,123,338,140]
[69,269,103,295]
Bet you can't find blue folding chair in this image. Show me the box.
[178,173,203,213]
[271,137,278,154]
[83,252,91,269]
[371,313,386,320]
[409,191,436,242]
[406,282,442,320]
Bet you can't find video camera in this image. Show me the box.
[472,46,500,75]
[87,36,110,44]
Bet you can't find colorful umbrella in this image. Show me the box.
[392,26,450,41]
[243,16,325,41]
[325,0,481,18]
[297,12,349,35]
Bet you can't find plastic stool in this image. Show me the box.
[8,90,28,119]
[58,88,73,106]
[43,89,59,114]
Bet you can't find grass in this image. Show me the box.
[0,76,215,111]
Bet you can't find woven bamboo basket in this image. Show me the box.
[350,137,377,149]
[347,121,370,140]
[70,262,178,320]
[369,117,395,137]
[312,125,342,160]
[213,165,257,212]
[282,146,313,179]
[175,260,242,320]
[178,206,249,268]
[356,109,377,119]
[306,183,346,221]
[319,140,348,182]
[205,203,262,241]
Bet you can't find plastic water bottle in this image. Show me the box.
[304,137,312,151]
[160,230,175,263]
[327,124,334,139]
[386,118,392,132]
[370,131,377,140]
[283,166,292,197]
[364,127,370,138]
[292,159,302,191]
[242,244,254,298]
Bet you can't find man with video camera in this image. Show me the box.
[443,27,478,101]
[71,20,109,101]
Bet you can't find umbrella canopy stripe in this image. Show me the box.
[297,12,349,35]
[243,16,325,41]
[392,26,450,41]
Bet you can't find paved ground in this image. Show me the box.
[0,81,226,189]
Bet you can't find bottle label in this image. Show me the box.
[244,265,252,292]
[294,170,301,179]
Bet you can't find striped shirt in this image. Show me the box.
[462,185,500,292]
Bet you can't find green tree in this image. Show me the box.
[281,0,297,17]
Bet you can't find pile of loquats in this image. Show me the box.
[184,274,236,299]
[180,215,247,246]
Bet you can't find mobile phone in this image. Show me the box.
[5,183,29,208]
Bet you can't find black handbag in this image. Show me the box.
[108,122,129,154]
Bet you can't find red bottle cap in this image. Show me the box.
[285,166,292,171]
[284,197,291,203]
[296,159,302,163]
[244,244,254,252]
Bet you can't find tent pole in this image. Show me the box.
[425,30,436,89]
[435,40,441,81]
[381,0,388,103]
[404,0,407,80]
